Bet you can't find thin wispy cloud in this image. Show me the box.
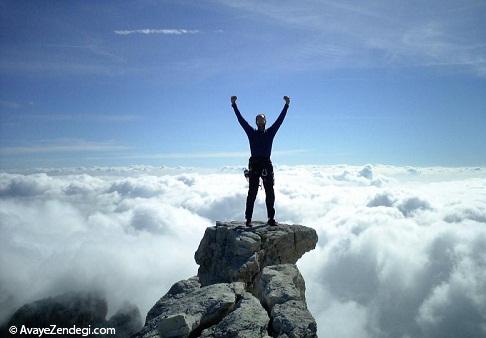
[0,60,120,76]
[114,28,200,35]
[38,113,140,123]
[2,113,141,123]
[217,0,486,76]
[85,149,310,160]
[0,140,132,155]
[40,43,127,64]
[0,100,22,109]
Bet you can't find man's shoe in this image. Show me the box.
[246,219,252,227]
[267,219,277,226]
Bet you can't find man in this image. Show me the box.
[231,95,290,227]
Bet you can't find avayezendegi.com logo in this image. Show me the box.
[8,324,115,336]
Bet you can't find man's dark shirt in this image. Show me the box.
[232,103,288,158]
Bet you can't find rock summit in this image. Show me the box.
[134,221,318,338]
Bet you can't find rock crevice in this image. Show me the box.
[133,221,318,338]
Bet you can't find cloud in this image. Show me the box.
[82,149,309,161]
[314,297,369,338]
[2,113,141,123]
[1,164,486,338]
[397,197,433,217]
[0,140,132,155]
[0,100,23,109]
[444,206,486,223]
[367,191,397,207]
[0,173,59,197]
[114,29,200,35]
[0,60,121,76]
[330,164,388,186]
[415,231,486,338]
[216,0,486,76]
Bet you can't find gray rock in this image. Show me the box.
[133,277,246,338]
[158,314,194,337]
[195,221,318,286]
[143,276,201,325]
[255,264,317,338]
[200,292,269,338]
[271,300,317,338]
[255,264,306,310]
[167,276,202,296]
[133,221,319,338]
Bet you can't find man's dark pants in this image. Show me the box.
[245,156,275,221]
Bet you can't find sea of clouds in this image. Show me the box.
[1,164,485,337]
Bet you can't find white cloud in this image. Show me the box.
[114,29,200,35]
[1,164,486,337]
[315,299,369,338]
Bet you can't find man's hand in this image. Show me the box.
[283,96,290,105]
[231,96,237,104]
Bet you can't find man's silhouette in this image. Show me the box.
[231,95,290,227]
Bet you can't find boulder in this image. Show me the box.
[133,278,245,338]
[255,264,306,309]
[255,264,317,338]
[200,292,269,338]
[195,221,318,286]
[271,300,317,338]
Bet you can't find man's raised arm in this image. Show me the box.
[231,96,253,135]
[268,96,290,135]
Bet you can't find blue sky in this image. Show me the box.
[1,0,485,169]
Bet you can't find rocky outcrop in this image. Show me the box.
[195,221,318,286]
[0,291,142,338]
[199,292,270,338]
[134,221,318,338]
[256,265,317,337]
[137,279,247,337]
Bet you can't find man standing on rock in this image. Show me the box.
[231,95,290,227]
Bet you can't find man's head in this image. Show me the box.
[256,114,266,130]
